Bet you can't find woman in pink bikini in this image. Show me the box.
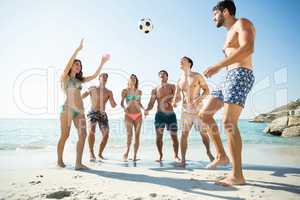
[121,74,144,162]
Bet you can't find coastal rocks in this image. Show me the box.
[282,126,300,137]
[251,99,300,137]
[263,116,288,136]
[249,113,277,123]
[263,116,300,137]
[288,116,300,127]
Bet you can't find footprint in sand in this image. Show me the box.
[73,175,83,179]
[149,193,157,198]
[46,190,71,199]
[249,189,265,199]
[29,180,41,185]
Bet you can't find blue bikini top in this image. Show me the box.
[126,94,141,103]
[66,77,82,90]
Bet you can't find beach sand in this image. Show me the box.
[0,157,299,200]
[0,143,300,200]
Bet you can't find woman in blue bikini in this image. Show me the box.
[57,39,110,170]
[121,74,144,162]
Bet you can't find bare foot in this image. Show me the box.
[90,152,96,162]
[206,156,229,169]
[174,156,181,162]
[75,164,89,170]
[176,160,186,168]
[123,153,128,162]
[132,156,140,162]
[90,156,96,162]
[207,152,215,162]
[57,161,66,168]
[215,175,245,186]
[155,154,163,162]
[98,154,105,160]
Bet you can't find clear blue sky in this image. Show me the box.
[0,0,299,119]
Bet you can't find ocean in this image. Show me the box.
[1,119,299,151]
[0,119,300,169]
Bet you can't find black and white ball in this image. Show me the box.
[139,18,153,34]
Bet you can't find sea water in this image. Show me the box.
[0,119,299,169]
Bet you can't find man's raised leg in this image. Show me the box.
[199,96,229,169]
[199,130,214,162]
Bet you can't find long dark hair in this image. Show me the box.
[69,59,84,81]
[61,59,84,91]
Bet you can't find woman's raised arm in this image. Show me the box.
[83,54,110,82]
[61,39,84,80]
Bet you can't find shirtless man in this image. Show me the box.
[144,70,180,162]
[199,0,256,186]
[82,73,117,161]
[172,56,214,167]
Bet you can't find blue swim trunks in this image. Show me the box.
[154,111,178,132]
[211,67,255,108]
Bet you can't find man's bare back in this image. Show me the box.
[82,73,117,161]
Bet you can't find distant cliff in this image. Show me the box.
[249,99,300,137]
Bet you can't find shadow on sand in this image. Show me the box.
[77,160,300,199]
[149,161,300,196]
[82,168,242,200]
[149,161,300,178]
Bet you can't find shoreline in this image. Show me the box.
[1,143,299,169]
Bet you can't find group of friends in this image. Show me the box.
[57,0,256,186]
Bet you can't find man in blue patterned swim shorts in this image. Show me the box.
[199,0,256,186]
[82,73,117,161]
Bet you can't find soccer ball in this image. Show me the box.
[139,18,153,34]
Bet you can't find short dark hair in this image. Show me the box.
[183,56,193,68]
[99,73,108,78]
[213,0,236,16]
[158,70,168,77]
